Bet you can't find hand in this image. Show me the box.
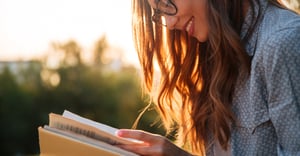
[116,129,193,156]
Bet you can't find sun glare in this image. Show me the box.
[0,0,139,66]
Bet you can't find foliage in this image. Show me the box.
[0,38,164,155]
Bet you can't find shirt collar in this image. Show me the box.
[241,0,268,56]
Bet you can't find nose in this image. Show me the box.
[164,15,178,30]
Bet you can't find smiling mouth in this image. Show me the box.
[185,17,194,36]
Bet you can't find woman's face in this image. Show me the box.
[147,0,209,42]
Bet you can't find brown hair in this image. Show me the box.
[132,0,282,154]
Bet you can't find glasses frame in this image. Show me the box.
[151,0,178,26]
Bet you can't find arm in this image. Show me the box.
[262,27,300,155]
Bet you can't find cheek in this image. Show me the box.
[194,16,209,42]
[194,4,209,41]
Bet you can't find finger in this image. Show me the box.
[117,129,162,143]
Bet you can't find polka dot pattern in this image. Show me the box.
[208,0,300,155]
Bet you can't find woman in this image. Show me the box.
[117,0,300,155]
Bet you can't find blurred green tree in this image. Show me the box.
[0,37,164,155]
[0,65,41,155]
[93,35,108,66]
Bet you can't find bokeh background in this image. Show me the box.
[0,0,299,155]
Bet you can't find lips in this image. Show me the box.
[185,17,194,36]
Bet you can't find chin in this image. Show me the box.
[194,32,208,42]
[196,36,208,43]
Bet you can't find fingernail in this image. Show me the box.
[116,130,122,136]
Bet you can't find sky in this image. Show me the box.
[0,0,138,65]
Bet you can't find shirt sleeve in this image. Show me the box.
[262,26,300,155]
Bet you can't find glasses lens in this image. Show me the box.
[152,11,167,26]
[151,0,177,26]
[158,0,176,15]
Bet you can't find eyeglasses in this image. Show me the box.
[151,0,178,26]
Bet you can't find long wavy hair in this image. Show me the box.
[131,0,283,154]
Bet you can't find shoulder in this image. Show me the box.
[258,26,300,71]
[264,26,300,55]
[260,3,300,42]
[263,4,300,29]
[258,5,300,59]
[255,9,300,75]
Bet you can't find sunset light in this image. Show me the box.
[0,0,138,65]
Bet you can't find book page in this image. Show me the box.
[49,111,142,145]
[62,110,143,144]
[62,110,118,136]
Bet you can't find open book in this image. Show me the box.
[38,110,141,156]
